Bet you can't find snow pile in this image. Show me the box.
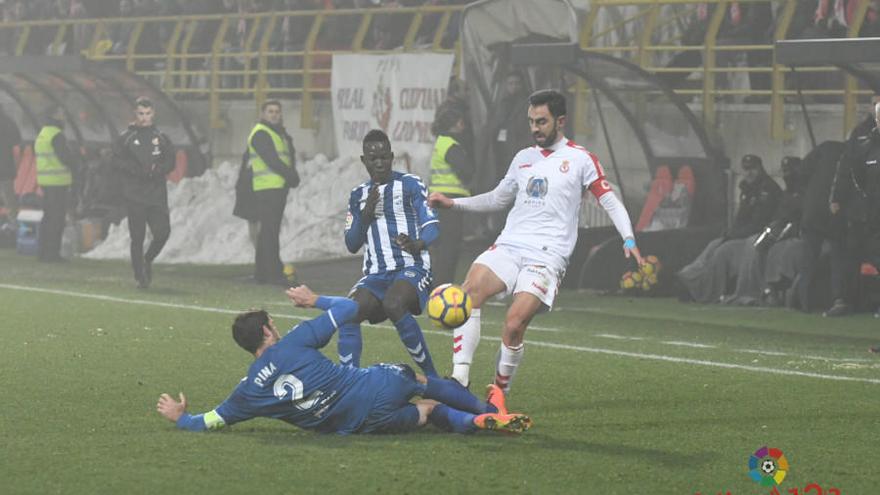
[83,155,369,264]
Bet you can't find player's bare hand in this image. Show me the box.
[395,233,425,255]
[362,185,380,223]
[625,245,645,266]
[287,285,318,308]
[428,192,454,209]
[157,392,187,422]
[830,202,840,215]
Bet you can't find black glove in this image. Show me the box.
[395,233,425,255]
[361,185,380,225]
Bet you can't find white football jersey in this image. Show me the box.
[494,137,609,270]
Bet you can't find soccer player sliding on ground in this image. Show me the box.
[429,90,644,394]
[156,285,531,435]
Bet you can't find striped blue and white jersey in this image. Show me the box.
[345,171,438,275]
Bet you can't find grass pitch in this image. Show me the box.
[1,250,878,494]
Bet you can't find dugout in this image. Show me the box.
[460,1,729,292]
[0,56,209,179]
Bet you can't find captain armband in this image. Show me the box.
[589,178,613,199]
[202,410,227,431]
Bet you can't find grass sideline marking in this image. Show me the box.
[3,283,879,386]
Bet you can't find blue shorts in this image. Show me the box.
[350,267,432,315]
[359,363,427,434]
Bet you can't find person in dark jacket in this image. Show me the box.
[36,106,80,262]
[247,100,300,285]
[112,97,175,288]
[0,105,22,225]
[676,154,782,303]
[824,100,880,316]
[792,141,846,311]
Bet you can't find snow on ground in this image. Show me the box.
[83,155,369,264]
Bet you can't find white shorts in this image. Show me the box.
[473,244,563,310]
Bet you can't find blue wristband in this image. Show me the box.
[623,238,636,250]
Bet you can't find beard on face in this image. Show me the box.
[534,121,558,149]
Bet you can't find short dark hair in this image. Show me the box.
[232,310,270,354]
[261,99,282,111]
[363,129,391,149]
[135,96,153,108]
[528,89,566,118]
[431,103,463,136]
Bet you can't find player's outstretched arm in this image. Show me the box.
[156,392,228,432]
[287,285,359,328]
[427,191,453,209]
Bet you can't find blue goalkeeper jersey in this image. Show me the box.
[345,171,438,275]
[176,298,389,435]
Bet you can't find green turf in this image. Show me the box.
[1,250,878,494]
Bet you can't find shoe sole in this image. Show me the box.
[482,414,532,434]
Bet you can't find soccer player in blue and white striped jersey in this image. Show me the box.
[340,130,440,377]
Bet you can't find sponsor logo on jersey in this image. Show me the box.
[345,211,353,230]
[560,160,570,173]
[526,176,549,199]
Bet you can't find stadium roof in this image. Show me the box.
[775,37,880,94]
[0,56,204,165]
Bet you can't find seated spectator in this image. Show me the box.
[676,154,782,303]
[724,157,807,306]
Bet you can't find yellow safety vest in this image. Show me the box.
[35,125,72,187]
[248,123,292,191]
[429,135,469,197]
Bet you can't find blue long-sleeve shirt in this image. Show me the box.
[174,297,402,435]
[344,171,439,275]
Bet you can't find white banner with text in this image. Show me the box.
[331,53,454,178]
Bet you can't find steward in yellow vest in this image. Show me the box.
[428,104,473,286]
[35,107,79,262]
[248,100,300,285]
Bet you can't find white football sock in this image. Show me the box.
[495,342,524,395]
[451,308,480,387]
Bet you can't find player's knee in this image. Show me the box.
[415,400,435,426]
[350,290,376,322]
[461,281,486,308]
[382,293,408,322]
[503,314,529,344]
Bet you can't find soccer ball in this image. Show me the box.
[761,459,776,474]
[427,284,472,329]
[641,255,662,276]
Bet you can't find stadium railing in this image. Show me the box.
[581,0,876,140]
[0,5,462,130]
[0,1,873,139]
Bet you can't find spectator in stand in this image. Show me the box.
[269,0,318,91]
[715,1,774,100]
[677,154,782,303]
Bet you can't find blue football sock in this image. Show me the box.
[394,313,437,377]
[425,377,495,414]
[428,404,477,434]
[337,322,362,368]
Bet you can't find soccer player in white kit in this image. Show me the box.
[428,89,644,393]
